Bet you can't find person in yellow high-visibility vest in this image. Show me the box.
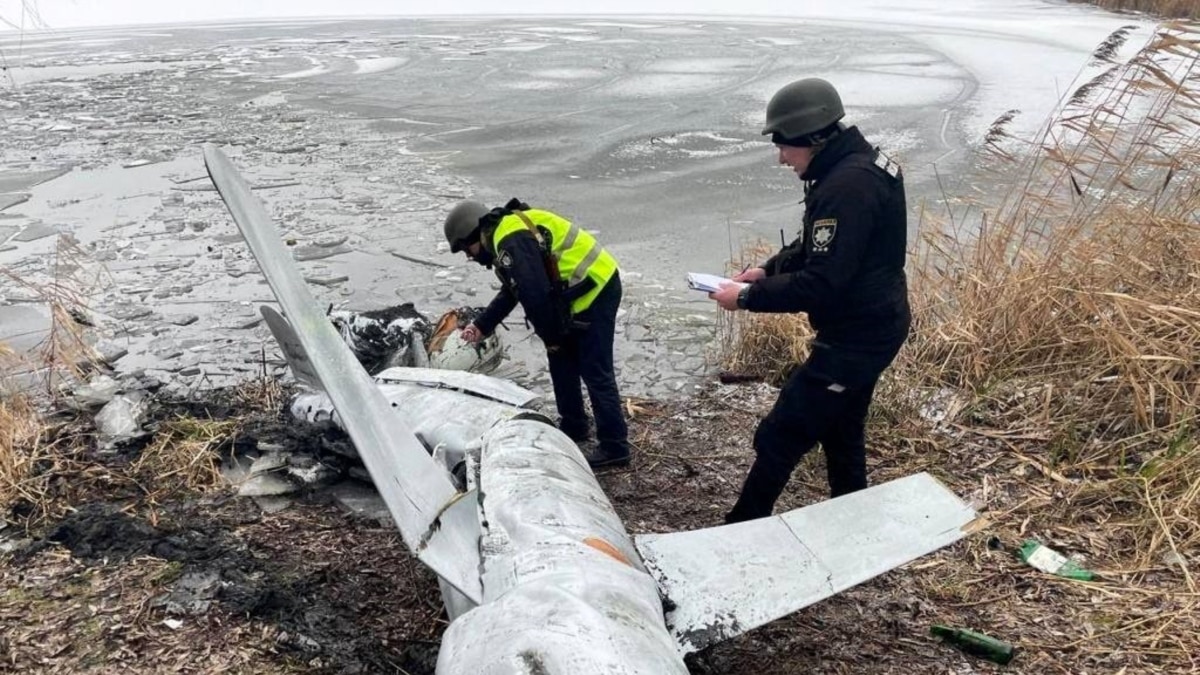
[443,197,630,468]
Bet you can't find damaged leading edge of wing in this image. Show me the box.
[203,143,980,673]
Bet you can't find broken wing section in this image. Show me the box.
[263,304,486,606]
[634,472,977,654]
[203,144,480,602]
[260,305,322,390]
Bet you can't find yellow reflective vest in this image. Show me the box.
[489,208,618,314]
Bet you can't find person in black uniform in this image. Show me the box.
[709,78,911,523]
[443,198,631,468]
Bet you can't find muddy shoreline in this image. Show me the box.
[4,373,1188,674]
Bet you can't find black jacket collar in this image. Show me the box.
[801,126,874,183]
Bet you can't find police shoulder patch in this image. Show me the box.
[874,150,901,179]
[811,218,837,252]
[497,249,514,269]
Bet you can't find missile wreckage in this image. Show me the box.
[204,143,978,673]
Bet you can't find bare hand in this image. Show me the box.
[709,282,744,312]
[460,323,482,344]
[733,267,766,283]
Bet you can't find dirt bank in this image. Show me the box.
[2,377,1193,674]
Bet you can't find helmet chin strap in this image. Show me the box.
[810,127,842,156]
[773,122,846,149]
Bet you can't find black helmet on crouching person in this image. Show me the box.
[444,200,490,253]
[762,77,846,147]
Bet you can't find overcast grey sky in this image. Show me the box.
[1,1,805,30]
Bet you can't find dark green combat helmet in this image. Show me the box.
[761,78,845,142]
[444,200,490,253]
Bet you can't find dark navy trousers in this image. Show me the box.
[547,273,629,455]
[725,339,902,523]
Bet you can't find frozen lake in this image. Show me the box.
[0,6,1142,396]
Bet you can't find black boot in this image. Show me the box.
[587,443,631,469]
[724,457,792,524]
[558,418,591,443]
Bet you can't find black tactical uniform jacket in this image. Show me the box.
[472,205,570,348]
[744,126,911,353]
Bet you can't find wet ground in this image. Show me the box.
[0,10,1138,398]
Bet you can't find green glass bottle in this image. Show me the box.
[930,624,1016,665]
[1018,539,1095,581]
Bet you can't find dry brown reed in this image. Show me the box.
[1,236,107,527]
[0,404,239,530]
[1072,0,1200,20]
[1,235,108,394]
[908,20,1200,437]
[1,236,235,528]
[130,416,238,501]
[716,243,814,384]
[233,354,285,411]
[0,349,44,517]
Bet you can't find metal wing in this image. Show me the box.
[203,144,481,602]
[259,305,321,390]
[634,472,978,653]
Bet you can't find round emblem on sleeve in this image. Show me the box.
[812,219,837,252]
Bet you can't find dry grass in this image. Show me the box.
[0,411,238,531]
[233,365,285,412]
[913,20,1200,429]
[1,238,102,529]
[0,236,107,524]
[1,236,108,394]
[719,21,1200,670]
[716,244,814,385]
[131,417,239,500]
[0,341,51,531]
[0,236,241,530]
[0,363,44,522]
